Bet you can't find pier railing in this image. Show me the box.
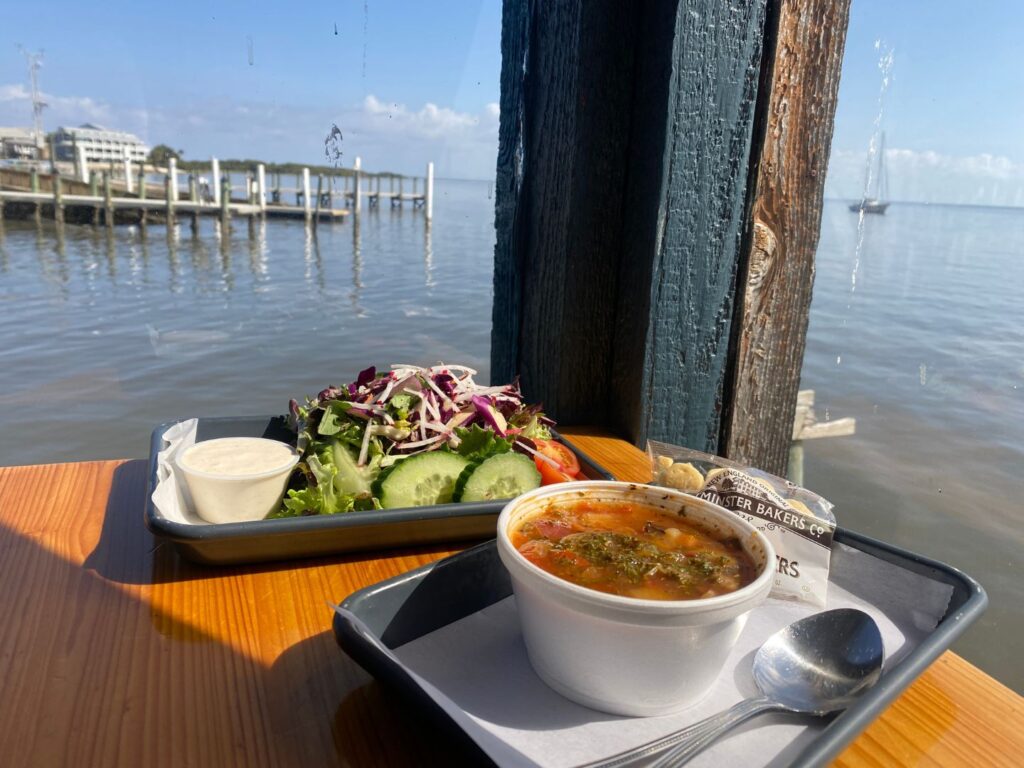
[0,156,434,228]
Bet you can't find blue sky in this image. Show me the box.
[0,1,503,177]
[1,0,1022,200]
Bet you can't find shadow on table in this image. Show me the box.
[265,629,493,767]
[84,459,467,586]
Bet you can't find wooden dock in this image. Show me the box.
[0,157,434,228]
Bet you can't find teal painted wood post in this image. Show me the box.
[491,0,768,452]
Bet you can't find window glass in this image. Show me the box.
[807,0,1022,691]
[0,1,502,464]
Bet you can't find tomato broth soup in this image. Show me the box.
[510,498,757,600]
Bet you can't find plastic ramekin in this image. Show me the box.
[175,437,300,524]
[497,481,774,716]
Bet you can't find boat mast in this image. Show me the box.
[878,131,888,202]
[18,47,47,148]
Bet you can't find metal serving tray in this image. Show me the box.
[333,532,987,767]
[144,416,614,565]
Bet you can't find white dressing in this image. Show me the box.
[180,437,297,476]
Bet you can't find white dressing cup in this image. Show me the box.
[176,437,300,524]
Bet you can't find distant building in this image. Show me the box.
[0,127,40,160]
[53,123,149,164]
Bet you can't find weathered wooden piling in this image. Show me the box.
[164,175,175,227]
[313,174,324,229]
[188,175,199,233]
[89,171,101,225]
[220,175,232,229]
[53,175,64,224]
[30,167,41,223]
[103,173,113,228]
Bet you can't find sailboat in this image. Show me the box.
[849,132,890,214]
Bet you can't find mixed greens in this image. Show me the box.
[273,364,558,517]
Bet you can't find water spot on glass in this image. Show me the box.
[919,364,927,386]
[246,35,255,66]
[324,125,344,167]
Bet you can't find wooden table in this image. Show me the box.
[1,428,1020,767]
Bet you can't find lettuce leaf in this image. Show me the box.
[454,424,513,463]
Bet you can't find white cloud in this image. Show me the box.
[827,146,1024,207]
[0,84,500,179]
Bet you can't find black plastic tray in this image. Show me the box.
[333,530,987,767]
[144,415,614,565]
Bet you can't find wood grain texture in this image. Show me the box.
[2,452,1022,767]
[722,0,852,474]
[613,0,769,453]
[491,0,640,424]
[492,0,768,448]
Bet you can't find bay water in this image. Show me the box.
[0,184,1020,690]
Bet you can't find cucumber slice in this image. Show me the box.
[378,452,471,509]
[454,452,541,503]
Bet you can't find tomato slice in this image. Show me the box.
[534,455,576,485]
[532,439,582,484]
[533,439,581,477]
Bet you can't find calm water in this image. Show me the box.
[1,190,1021,690]
[802,201,1024,692]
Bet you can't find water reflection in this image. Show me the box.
[248,217,269,289]
[166,224,181,293]
[215,221,234,291]
[104,227,117,281]
[423,220,434,289]
[350,215,367,317]
[7,205,452,303]
[303,224,325,296]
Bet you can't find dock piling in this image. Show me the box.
[188,175,199,233]
[138,166,147,226]
[123,149,134,194]
[168,157,179,205]
[89,171,100,225]
[103,173,114,228]
[302,168,311,222]
[211,158,221,206]
[165,174,175,227]
[220,175,231,230]
[257,163,267,215]
[314,174,324,229]
[76,143,89,183]
[426,162,434,222]
[354,157,362,216]
[29,168,41,223]
[53,175,64,225]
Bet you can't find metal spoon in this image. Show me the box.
[586,608,884,768]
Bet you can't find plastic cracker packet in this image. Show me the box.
[647,440,836,607]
